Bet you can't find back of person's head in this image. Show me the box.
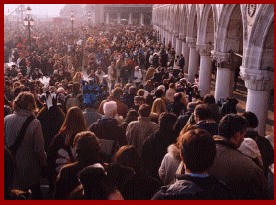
[103,101,117,117]
[115,145,142,173]
[218,114,248,140]
[126,109,139,119]
[112,87,124,99]
[73,131,101,158]
[158,112,177,130]
[194,104,212,121]
[129,86,137,95]
[169,83,175,89]
[137,89,145,97]
[203,94,215,104]
[59,106,87,138]
[138,104,151,117]
[174,92,182,102]
[13,91,37,112]
[241,111,258,128]
[157,85,165,93]
[178,128,217,173]
[155,89,163,98]
[78,163,112,200]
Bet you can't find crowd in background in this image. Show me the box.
[4,21,274,200]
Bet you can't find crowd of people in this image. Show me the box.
[4,20,274,200]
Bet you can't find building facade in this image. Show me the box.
[152,4,274,136]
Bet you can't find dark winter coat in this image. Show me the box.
[152,174,235,200]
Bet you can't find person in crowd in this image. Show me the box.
[194,104,218,136]
[126,104,158,154]
[142,112,178,180]
[220,97,239,117]
[152,128,235,200]
[133,66,143,88]
[208,114,269,200]
[4,91,47,200]
[89,101,127,159]
[69,163,123,200]
[113,145,162,200]
[151,89,168,116]
[98,87,128,118]
[146,65,156,81]
[108,61,116,91]
[121,86,137,109]
[178,54,185,71]
[203,94,221,124]
[165,83,176,103]
[47,106,87,193]
[167,92,187,117]
[241,111,274,178]
[82,103,103,128]
[53,131,102,200]
[64,82,85,112]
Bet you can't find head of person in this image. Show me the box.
[178,128,217,174]
[174,92,183,102]
[158,112,177,131]
[169,83,175,89]
[194,104,212,122]
[203,94,216,104]
[155,89,164,98]
[111,87,124,100]
[241,111,258,129]
[135,66,139,71]
[218,114,248,148]
[77,163,114,200]
[103,101,117,118]
[59,106,87,144]
[138,104,151,118]
[111,62,115,67]
[129,86,137,95]
[72,82,81,93]
[73,131,101,160]
[13,91,37,112]
[115,145,142,173]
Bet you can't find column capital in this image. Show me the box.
[240,66,274,91]
[211,51,231,68]
[186,37,197,48]
[196,44,213,56]
[173,31,179,38]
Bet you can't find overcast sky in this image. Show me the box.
[4,4,66,17]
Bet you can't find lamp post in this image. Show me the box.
[24,6,34,52]
[88,12,91,29]
[70,11,74,34]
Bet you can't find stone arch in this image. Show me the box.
[187,4,198,38]
[197,4,215,45]
[243,4,274,70]
[215,4,243,53]
[179,4,189,38]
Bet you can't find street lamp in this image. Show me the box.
[70,11,74,34]
[24,6,35,52]
[88,12,91,29]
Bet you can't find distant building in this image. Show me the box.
[86,4,153,25]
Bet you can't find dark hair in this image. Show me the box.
[138,104,151,117]
[158,112,177,130]
[241,111,258,128]
[112,87,124,99]
[194,104,212,121]
[129,86,137,95]
[174,92,182,102]
[13,91,37,112]
[178,128,216,173]
[115,145,142,172]
[203,94,215,104]
[72,82,81,93]
[155,89,163,98]
[78,164,115,200]
[218,114,248,139]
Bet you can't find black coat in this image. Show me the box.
[152,174,235,200]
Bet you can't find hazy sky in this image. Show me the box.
[4,4,65,17]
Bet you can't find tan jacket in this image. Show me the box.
[126,117,158,154]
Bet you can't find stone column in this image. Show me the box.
[128,13,133,25]
[240,66,274,136]
[175,35,182,57]
[172,31,177,49]
[140,13,144,26]
[117,13,121,24]
[165,30,169,47]
[186,37,199,82]
[106,12,110,24]
[212,51,231,102]
[179,35,189,73]
[197,44,213,97]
